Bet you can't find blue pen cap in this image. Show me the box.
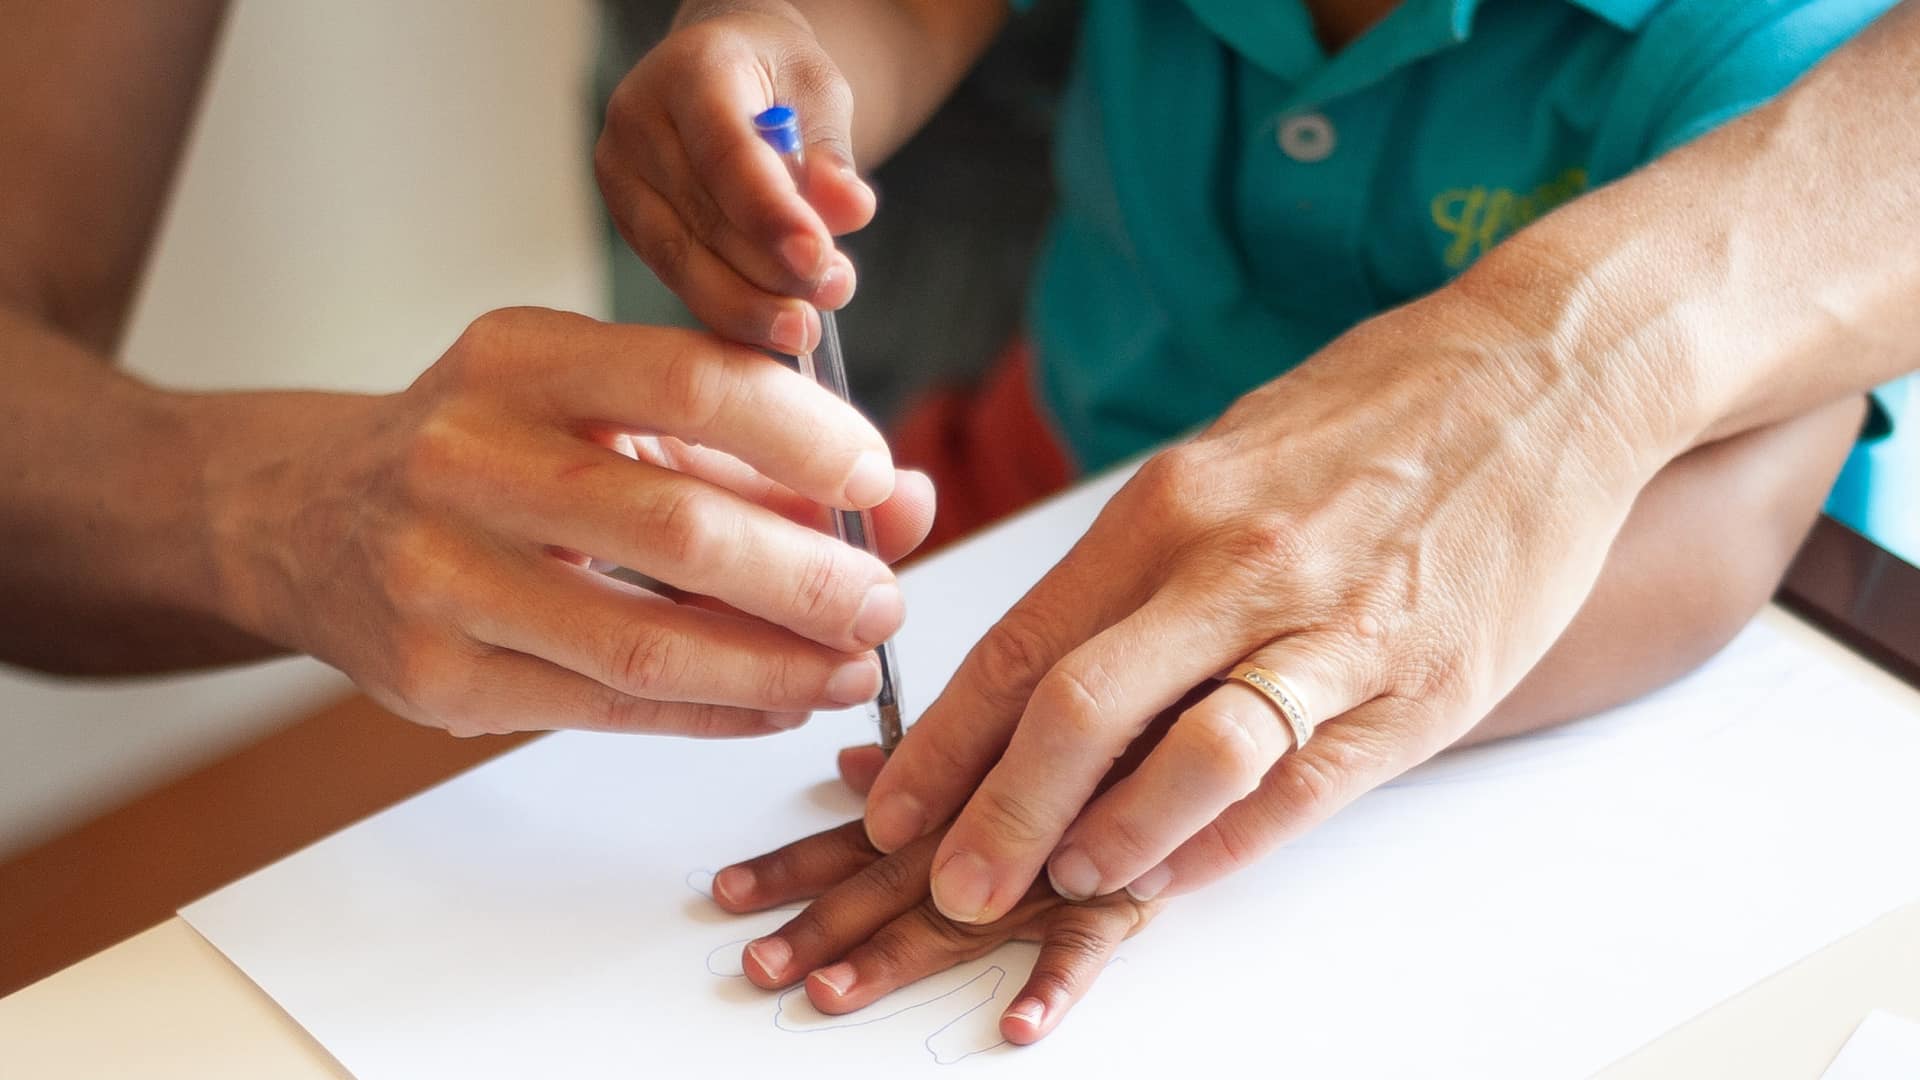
[753,106,802,155]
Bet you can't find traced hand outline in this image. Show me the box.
[685,869,1015,1064]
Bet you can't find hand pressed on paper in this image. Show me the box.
[711,819,1160,1045]
[855,287,1671,923]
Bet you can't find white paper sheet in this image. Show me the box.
[184,466,1920,1079]
[1823,1010,1920,1080]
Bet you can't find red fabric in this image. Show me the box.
[891,340,1074,553]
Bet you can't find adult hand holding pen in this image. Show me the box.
[194,308,936,736]
[5,304,936,735]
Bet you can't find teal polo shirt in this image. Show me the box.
[1019,0,1908,546]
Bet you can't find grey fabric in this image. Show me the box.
[595,2,1080,421]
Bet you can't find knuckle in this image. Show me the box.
[453,307,529,364]
[635,222,693,287]
[1089,811,1162,870]
[1277,749,1347,818]
[1128,445,1209,523]
[859,923,923,974]
[677,703,759,739]
[678,189,732,250]
[1178,703,1271,795]
[1028,665,1117,745]
[381,525,458,618]
[896,723,980,798]
[1043,917,1111,964]
[1021,966,1074,1003]
[782,53,852,127]
[971,784,1056,848]
[1191,816,1261,874]
[754,651,807,709]
[586,685,641,732]
[789,543,853,626]
[659,339,740,435]
[965,609,1060,710]
[399,414,471,501]
[910,903,986,952]
[609,624,684,696]
[1218,512,1312,575]
[648,484,732,573]
[857,849,920,900]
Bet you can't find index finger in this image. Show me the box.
[860,540,1140,855]
[505,312,896,509]
[925,589,1244,925]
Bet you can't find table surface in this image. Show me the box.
[5,519,1917,1078]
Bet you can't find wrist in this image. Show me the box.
[171,388,384,654]
[1446,222,1711,482]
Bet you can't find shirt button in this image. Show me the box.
[1276,112,1336,163]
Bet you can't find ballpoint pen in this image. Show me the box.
[753,104,905,753]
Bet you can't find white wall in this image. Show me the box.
[0,0,607,858]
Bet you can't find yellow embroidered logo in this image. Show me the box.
[1430,167,1589,269]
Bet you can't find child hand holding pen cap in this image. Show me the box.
[605,0,1910,1045]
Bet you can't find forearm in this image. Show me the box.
[1467,395,1864,743]
[0,305,286,674]
[1472,1,1920,459]
[673,0,1006,166]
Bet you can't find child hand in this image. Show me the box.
[712,820,1161,1045]
[597,6,876,354]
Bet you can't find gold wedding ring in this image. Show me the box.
[1226,664,1315,750]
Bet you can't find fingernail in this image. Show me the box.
[931,850,994,924]
[814,262,854,309]
[865,791,927,852]
[1126,862,1174,902]
[852,583,903,646]
[826,656,881,705]
[1047,847,1101,902]
[769,308,808,354]
[810,962,856,997]
[768,710,810,730]
[1005,997,1045,1028]
[746,936,792,980]
[781,234,823,280]
[713,866,755,906]
[844,449,895,507]
[840,166,875,204]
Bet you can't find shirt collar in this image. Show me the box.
[1560,0,1664,31]
[1178,0,1662,108]
[1451,0,1664,37]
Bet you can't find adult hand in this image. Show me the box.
[713,819,1160,1044]
[597,4,873,356]
[204,306,933,736]
[860,284,1670,920]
